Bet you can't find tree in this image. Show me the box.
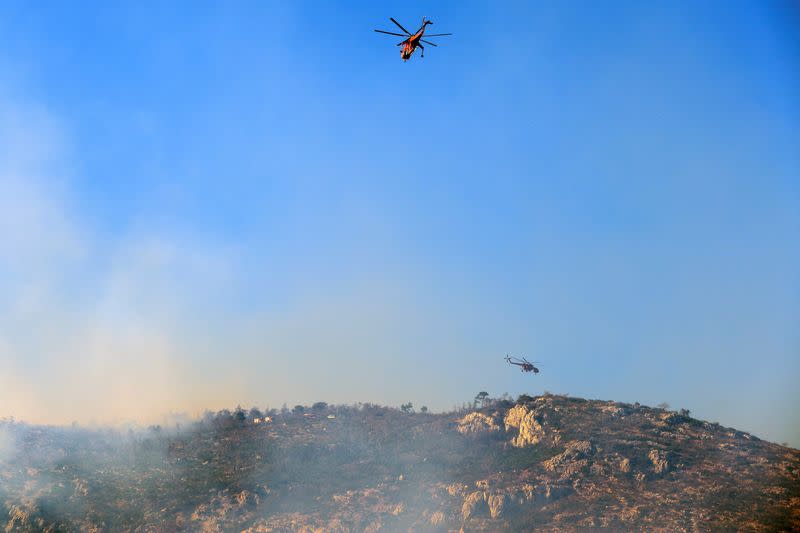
[312,401,328,411]
[657,402,670,410]
[400,402,414,413]
[420,406,428,413]
[214,409,234,429]
[234,406,247,423]
[474,391,490,408]
[249,407,263,420]
[292,405,305,414]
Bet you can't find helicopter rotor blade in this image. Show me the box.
[420,39,438,46]
[390,17,412,35]
[374,29,407,37]
[422,33,452,37]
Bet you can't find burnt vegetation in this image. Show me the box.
[1,394,798,532]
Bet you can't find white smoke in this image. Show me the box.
[0,94,447,426]
[0,96,245,425]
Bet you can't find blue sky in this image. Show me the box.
[0,1,798,445]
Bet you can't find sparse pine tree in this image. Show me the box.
[474,391,490,408]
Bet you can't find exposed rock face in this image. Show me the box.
[429,510,445,525]
[457,412,500,434]
[486,493,507,519]
[1,395,798,532]
[462,491,488,520]
[648,448,671,474]
[504,403,548,446]
[461,491,508,520]
[543,440,596,478]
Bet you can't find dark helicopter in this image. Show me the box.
[505,355,540,374]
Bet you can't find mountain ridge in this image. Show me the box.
[1,393,798,531]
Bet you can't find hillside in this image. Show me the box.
[1,394,798,532]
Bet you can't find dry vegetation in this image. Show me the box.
[1,394,798,532]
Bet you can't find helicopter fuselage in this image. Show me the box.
[516,362,539,373]
[375,17,450,61]
[400,27,427,60]
[505,355,540,373]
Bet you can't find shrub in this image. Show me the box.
[516,394,535,404]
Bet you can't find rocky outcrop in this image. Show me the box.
[461,491,488,520]
[539,482,573,501]
[504,404,547,446]
[189,489,263,531]
[486,493,507,519]
[599,403,632,418]
[544,440,596,479]
[460,490,510,521]
[648,448,671,474]
[445,482,467,497]
[458,481,576,524]
[457,412,500,434]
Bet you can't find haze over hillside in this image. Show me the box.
[1,0,799,449]
[1,394,798,532]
